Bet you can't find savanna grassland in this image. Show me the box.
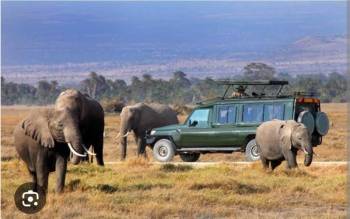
[1,103,347,218]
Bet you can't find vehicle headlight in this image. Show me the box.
[150,130,156,135]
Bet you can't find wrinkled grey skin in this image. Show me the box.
[118,103,178,160]
[14,109,70,193]
[14,89,104,193]
[54,90,104,165]
[256,120,313,170]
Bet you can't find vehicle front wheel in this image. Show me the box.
[179,153,200,162]
[245,139,260,161]
[153,139,175,162]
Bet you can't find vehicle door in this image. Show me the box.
[233,103,265,146]
[210,104,241,146]
[176,108,219,147]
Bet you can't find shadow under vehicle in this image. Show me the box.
[146,80,330,162]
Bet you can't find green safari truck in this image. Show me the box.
[145,80,329,162]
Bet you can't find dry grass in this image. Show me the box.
[314,103,348,161]
[1,160,346,218]
[1,103,347,218]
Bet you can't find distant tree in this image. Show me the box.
[105,79,128,100]
[170,71,191,88]
[37,80,53,104]
[168,71,193,104]
[324,72,347,102]
[142,74,152,82]
[192,77,223,102]
[80,72,108,99]
[243,63,276,80]
[130,76,145,102]
[1,69,347,105]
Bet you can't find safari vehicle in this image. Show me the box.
[146,80,329,162]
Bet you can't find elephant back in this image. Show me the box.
[145,103,179,124]
[256,120,285,156]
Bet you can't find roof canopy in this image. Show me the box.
[216,80,289,86]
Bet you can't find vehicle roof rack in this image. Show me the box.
[293,91,317,97]
[216,80,288,86]
[217,80,289,99]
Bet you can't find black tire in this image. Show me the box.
[245,139,260,161]
[179,153,200,162]
[153,139,175,162]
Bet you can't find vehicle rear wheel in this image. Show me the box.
[179,153,200,162]
[245,139,260,161]
[153,139,175,162]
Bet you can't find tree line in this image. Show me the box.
[1,63,347,106]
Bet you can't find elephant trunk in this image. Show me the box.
[64,126,86,165]
[119,124,131,161]
[303,144,313,167]
[120,136,127,160]
[69,144,85,165]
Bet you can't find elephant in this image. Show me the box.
[117,103,179,160]
[256,119,313,170]
[14,89,104,193]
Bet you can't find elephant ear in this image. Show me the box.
[280,123,292,150]
[21,110,55,148]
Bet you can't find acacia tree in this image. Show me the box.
[243,62,276,80]
[80,72,108,99]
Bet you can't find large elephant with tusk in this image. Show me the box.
[117,103,178,160]
[256,119,313,170]
[14,89,104,193]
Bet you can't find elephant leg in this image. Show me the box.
[55,154,67,193]
[260,156,269,169]
[137,135,147,157]
[93,137,104,166]
[36,151,49,193]
[120,137,127,161]
[29,170,37,187]
[89,147,94,164]
[27,165,37,184]
[283,150,298,169]
[80,147,89,163]
[271,159,283,170]
[290,150,298,168]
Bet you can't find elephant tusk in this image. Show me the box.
[302,148,309,155]
[82,144,96,156]
[68,142,87,157]
[116,131,130,139]
[122,131,130,137]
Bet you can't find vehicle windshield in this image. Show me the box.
[187,108,210,128]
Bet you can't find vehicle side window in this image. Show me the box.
[264,103,284,121]
[243,104,263,123]
[217,106,236,124]
[188,109,210,128]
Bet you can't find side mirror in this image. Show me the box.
[189,120,198,127]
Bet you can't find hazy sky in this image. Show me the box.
[2,1,347,66]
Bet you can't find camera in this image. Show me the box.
[21,190,39,207]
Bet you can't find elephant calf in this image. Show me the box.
[256,120,313,170]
